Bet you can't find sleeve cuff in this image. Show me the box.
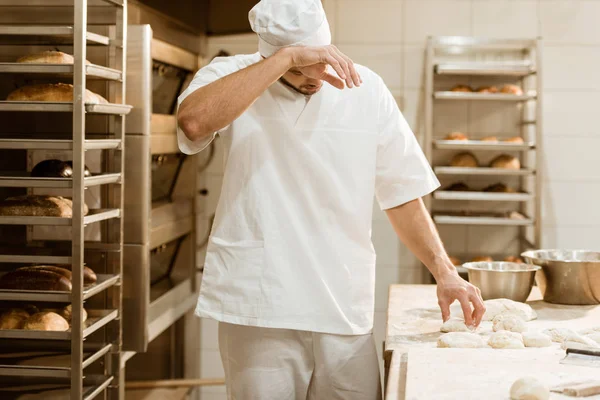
[377,178,441,211]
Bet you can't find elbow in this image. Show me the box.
[178,111,209,142]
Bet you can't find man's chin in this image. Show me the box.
[301,86,322,95]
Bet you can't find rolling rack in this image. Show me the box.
[0,0,129,399]
[424,36,542,275]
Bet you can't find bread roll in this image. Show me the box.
[7,83,108,104]
[481,136,498,142]
[23,312,69,331]
[451,84,472,92]
[449,256,461,266]
[445,132,468,141]
[0,269,72,291]
[0,195,88,217]
[472,256,493,262]
[450,152,479,168]
[500,84,523,95]
[504,256,524,263]
[16,51,91,65]
[0,308,30,330]
[56,264,97,284]
[59,305,87,323]
[483,183,516,193]
[476,86,498,93]
[509,211,526,220]
[504,136,524,144]
[445,182,470,191]
[490,154,520,170]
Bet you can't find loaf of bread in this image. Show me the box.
[16,50,91,65]
[445,132,468,141]
[7,83,108,104]
[0,269,72,291]
[450,152,479,168]
[451,84,472,92]
[18,266,72,281]
[504,256,524,263]
[59,305,87,323]
[490,155,520,170]
[481,136,498,142]
[500,84,523,95]
[483,183,516,193]
[0,195,89,217]
[476,86,498,93]
[472,256,493,262]
[0,308,30,330]
[504,136,524,144]
[23,312,69,331]
[56,264,97,284]
[445,182,470,191]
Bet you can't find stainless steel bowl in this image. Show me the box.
[521,249,600,305]
[462,262,541,302]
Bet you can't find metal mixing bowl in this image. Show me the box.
[521,249,600,305]
[462,262,541,302]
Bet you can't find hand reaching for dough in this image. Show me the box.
[436,272,486,328]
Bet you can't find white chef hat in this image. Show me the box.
[249,0,331,58]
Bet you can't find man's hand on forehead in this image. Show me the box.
[281,45,362,90]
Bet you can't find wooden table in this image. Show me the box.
[384,284,600,400]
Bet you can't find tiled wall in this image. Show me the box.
[194,1,600,398]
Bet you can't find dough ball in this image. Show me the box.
[488,331,524,349]
[522,332,552,348]
[450,152,479,168]
[586,333,600,345]
[560,334,599,349]
[542,328,579,343]
[493,313,527,333]
[510,377,549,400]
[482,299,537,322]
[440,318,473,333]
[437,332,486,348]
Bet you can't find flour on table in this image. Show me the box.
[492,313,527,333]
[586,332,600,345]
[440,318,473,333]
[510,377,550,400]
[522,332,552,348]
[488,330,524,349]
[579,326,600,336]
[437,332,487,348]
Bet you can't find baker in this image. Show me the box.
[177,0,485,398]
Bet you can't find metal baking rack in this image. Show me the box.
[424,36,542,275]
[0,0,128,399]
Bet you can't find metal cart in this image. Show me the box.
[424,36,542,274]
[0,0,129,398]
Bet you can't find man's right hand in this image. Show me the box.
[279,45,362,90]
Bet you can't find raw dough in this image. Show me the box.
[493,313,527,333]
[440,318,473,333]
[452,298,537,321]
[543,328,580,343]
[579,326,600,336]
[510,377,550,400]
[522,332,552,348]
[488,331,524,349]
[560,335,599,349]
[437,332,486,348]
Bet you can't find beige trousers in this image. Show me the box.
[218,322,382,400]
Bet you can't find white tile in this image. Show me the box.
[543,91,600,136]
[404,0,471,44]
[542,181,600,226]
[542,137,600,181]
[372,220,417,266]
[541,225,600,250]
[200,318,220,351]
[335,0,403,44]
[200,349,224,377]
[540,1,600,45]
[472,1,538,39]
[336,44,403,89]
[403,45,426,89]
[543,46,600,90]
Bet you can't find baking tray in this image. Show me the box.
[0,26,109,46]
[433,191,533,202]
[433,140,534,151]
[0,309,118,340]
[0,344,112,378]
[434,61,534,76]
[0,375,113,400]
[0,208,120,226]
[434,91,536,101]
[0,137,121,151]
[434,166,535,176]
[0,101,132,115]
[0,274,119,302]
[0,172,121,188]
[0,63,122,81]
[433,214,534,226]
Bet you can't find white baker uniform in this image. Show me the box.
[178,52,439,335]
